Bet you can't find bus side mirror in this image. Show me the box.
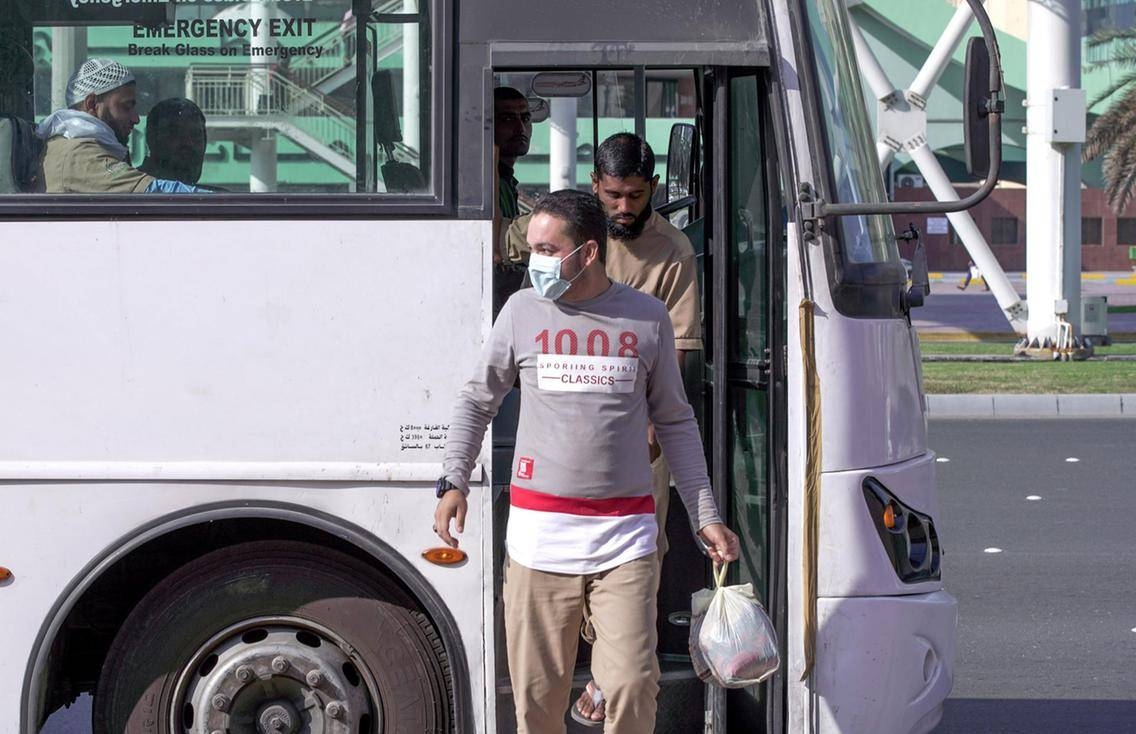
[964,37,992,176]
[666,122,696,203]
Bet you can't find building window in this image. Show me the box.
[990,217,1019,246]
[1118,218,1136,245]
[1082,217,1103,245]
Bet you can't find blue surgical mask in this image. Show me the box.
[528,244,586,301]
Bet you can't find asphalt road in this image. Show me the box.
[930,418,1136,734]
[913,275,1136,337]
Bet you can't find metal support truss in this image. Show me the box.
[847,1,1028,332]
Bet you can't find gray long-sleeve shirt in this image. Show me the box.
[443,282,722,572]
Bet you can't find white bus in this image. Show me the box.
[0,0,1003,731]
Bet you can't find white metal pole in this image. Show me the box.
[909,141,1027,330]
[1026,0,1082,344]
[402,0,421,153]
[849,19,896,102]
[848,20,899,170]
[909,1,977,101]
[877,141,896,171]
[549,97,577,191]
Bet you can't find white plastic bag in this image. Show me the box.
[689,562,780,688]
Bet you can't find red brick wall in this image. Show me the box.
[889,188,1136,271]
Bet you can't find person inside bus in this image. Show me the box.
[37,59,208,194]
[503,133,702,725]
[492,86,534,318]
[433,189,739,734]
[139,98,207,186]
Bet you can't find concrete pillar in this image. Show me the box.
[549,97,577,191]
[248,0,277,192]
[1025,0,1083,345]
[250,132,278,193]
[52,27,87,111]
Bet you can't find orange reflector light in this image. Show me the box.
[0,567,11,582]
[422,547,467,566]
[883,504,897,530]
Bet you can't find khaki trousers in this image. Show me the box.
[579,454,671,651]
[503,553,661,734]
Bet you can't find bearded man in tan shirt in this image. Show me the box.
[504,132,701,726]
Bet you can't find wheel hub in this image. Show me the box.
[177,623,374,733]
[257,701,299,733]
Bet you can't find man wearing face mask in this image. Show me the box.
[434,189,737,734]
[504,133,701,725]
[37,59,207,194]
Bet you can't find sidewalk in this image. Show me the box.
[914,272,1136,338]
[927,393,1136,418]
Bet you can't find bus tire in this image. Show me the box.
[92,539,452,733]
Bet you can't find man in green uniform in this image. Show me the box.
[493,86,534,317]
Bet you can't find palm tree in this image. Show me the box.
[1084,28,1136,212]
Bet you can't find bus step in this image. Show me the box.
[495,658,704,733]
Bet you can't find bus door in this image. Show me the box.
[701,68,785,731]
[489,66,725,733]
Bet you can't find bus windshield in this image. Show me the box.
[804,0,898,266]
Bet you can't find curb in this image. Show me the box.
[918,332,1136,342]
[926,393,1136,418]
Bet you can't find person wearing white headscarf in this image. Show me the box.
[37,59,206,194]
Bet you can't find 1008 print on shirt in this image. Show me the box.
[533,327,640,393]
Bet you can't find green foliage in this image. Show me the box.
[919,338,1136,393]
[1084,29,1136,212]
[922,360,1136,394]
[920,341,1136,356]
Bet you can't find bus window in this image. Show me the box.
[0,0,434,196]
[494,69,697,207]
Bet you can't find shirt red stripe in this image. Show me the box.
[509,485,655,517]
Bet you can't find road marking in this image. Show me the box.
[1026,495,1042,501]
[984,547,1003,554]
[1065,457,1080,463]
[936,457,950,463]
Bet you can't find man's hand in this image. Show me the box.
[647,423,662,462]
[433,489,467,548]
[698,522,740,564]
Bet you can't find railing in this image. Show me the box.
[185,64,420,172]
[187,64,356,159]
[286,0,406,93]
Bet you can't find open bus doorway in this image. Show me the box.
[488,64,781,733]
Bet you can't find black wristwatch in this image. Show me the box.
[435,477,459,498]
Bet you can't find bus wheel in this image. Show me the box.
[93,540,452,733]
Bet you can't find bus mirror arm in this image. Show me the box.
[802,0,1002,224]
